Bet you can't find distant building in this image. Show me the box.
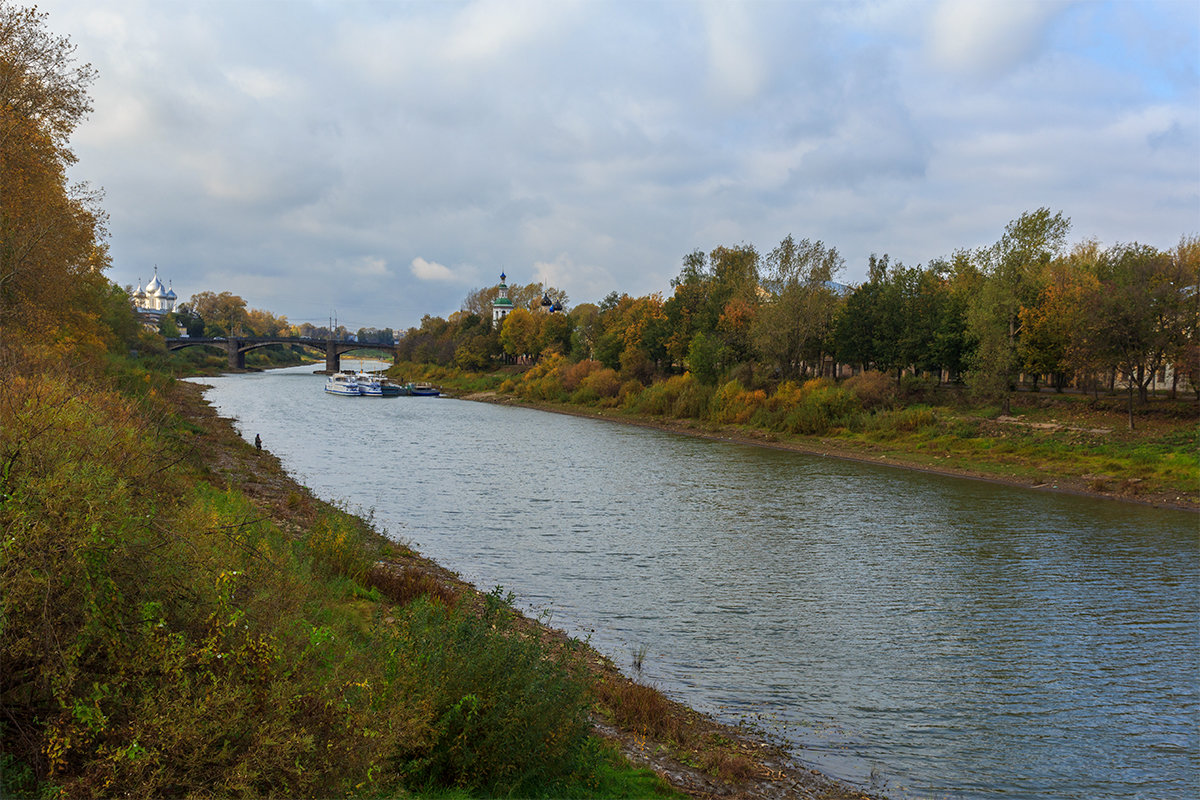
[492,272,514,327]
[132,266,177,327]
[538,292,563,314]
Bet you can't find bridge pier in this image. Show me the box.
[325,341,340,373]
[226,340,245,370]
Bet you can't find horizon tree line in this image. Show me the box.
[390,209,1198,418]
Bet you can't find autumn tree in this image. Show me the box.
[395,314,455,364]
[247,307,289,337]
[449,312,499,370]
[1017,244,1101,391]
[0,3,111,348]
[613,293,668,381]
[499,307,540,361]
[537,310,571,357]
[188,291,249,337]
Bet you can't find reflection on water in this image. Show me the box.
[195,365,1200,800]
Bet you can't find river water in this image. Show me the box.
[194,364,1199,800]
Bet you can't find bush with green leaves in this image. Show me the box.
[385,589,600,796]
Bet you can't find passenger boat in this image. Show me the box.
[324,372,361,396]
[355,371,384,397]
[407,382,440,397]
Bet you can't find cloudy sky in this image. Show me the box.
[36,0,1200,332]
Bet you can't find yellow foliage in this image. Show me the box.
[710,380,767,424]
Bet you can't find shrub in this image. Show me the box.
[781,385,861,435]
[880,405,938,433]
[672,374,714,419]
[570,385,602,405]
[592,677,685,744]
[562,359,602,392]
[519,354,568,401]
[709,380,767,425]
[770,380,805,411]
[618,379,645,408]
[388,594,598,796]
[582,367,621,399]
[899,374,938,403]
[635,374,690,416]
[306,511,375,582]
[844,370,895,410]
[365,565,458,606]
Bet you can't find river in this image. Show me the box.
[193,363,1199,800]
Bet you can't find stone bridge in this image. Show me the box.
[165,336,400,371]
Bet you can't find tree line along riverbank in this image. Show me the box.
[388,360,1199,512]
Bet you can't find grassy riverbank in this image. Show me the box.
[1,349,876,799]
[389,360,1199,511]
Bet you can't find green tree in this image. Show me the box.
[1087,243,1189,427]
[752,235,844,379]
[171,302,206,337]
[664,249,714,369]
[966,208,1071,411]
[567,302,599,361]
[685,330,729,385]
[833,255,895,375]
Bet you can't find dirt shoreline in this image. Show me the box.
[457,391,1199,513]
[176,380,880,800]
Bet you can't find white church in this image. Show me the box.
[131,266,177,326]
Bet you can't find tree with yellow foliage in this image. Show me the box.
[0,3,113,349]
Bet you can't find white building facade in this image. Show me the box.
[492,272,514,327]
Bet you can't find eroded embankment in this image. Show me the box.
[176,380,879,800]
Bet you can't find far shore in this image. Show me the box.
[456,390,1200,513]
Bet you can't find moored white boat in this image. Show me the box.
[355,371,384,397]
[324,372,361,396]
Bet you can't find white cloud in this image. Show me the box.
[926,0,1073,79]
[344,256,389,277]
[225,67,293,100]
[701,0,767,105]
[531,253,614,304]
[446,0,579,62]
[411,257,462,282]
